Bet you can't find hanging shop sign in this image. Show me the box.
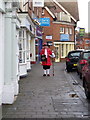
[60,34,69,41]
[36,26,42,36]
[33,0,44,7]
[79,28,85,36]
[39,18,50,26]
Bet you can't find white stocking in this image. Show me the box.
[44,70,46,74]
[47,69,50,74]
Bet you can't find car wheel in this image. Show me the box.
[66,67,71,72]
[84,81,90,99]
[77,69,79,75]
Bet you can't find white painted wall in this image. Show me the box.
[2,11,15,104]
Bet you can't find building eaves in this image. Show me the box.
[45,6,56,19]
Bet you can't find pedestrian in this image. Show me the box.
[40,43,55,76]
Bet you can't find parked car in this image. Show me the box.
[82,58,90,99]
[66,50,83,72]
[77,50,90,79]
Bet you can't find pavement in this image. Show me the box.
[2,62,90,119]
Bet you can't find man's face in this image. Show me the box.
[45,46,48,48]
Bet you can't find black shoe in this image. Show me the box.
[47,74,50,76]
[43,74,46,76]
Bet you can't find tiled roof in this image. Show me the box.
[44,0,79,21]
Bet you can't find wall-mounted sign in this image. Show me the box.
[46,35,52,40]
[39,18,50,26]
[79,28,85,36]
[60,34,69,41]
[33,0,44,7]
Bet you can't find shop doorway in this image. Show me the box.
[55,45,60,62]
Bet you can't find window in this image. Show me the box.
[66,44,68,55]
[60,27,64,33]
[55,47,59,59]
[26,34,30,60]
[19,30,26,63]
[42,8,44,15]
[83,52,90,59]
[61,44,64,57]
[69,28,72,34]
[65,28,68,34]
[19,31,22,37]
[85,40,90,44]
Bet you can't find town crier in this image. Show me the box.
[40,43,55,76]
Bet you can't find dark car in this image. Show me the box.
[82,58,90,99]
[66,50,83,72]
[77,50,90,79]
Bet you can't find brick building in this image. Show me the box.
[40,0,79,62]
[76,33,90,50]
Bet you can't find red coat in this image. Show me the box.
[40,48,52,66]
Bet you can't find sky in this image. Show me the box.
[77,0,89,33]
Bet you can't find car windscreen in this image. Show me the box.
[68,52,81,58]
[83,52,90,59]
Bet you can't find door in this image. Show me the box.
[55,45,60,62]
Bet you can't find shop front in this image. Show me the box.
[54,42,74,62]
[18,13,35,76]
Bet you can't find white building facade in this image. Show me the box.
[0,0,5,105]
[2,1,21,104]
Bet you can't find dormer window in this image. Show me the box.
[42,8,44,15]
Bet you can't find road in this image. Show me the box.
[66,69,90,117]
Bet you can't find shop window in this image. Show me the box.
[19,51,22,63]
[60,27,64,33]
[66,44,68,55]
[26,52,29,60]
[55,47,59,59]
[61,44,64,57]
[19,31,22,37]
[19,30,26,63]
[26,34,30,60]
[19,43,22,50]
